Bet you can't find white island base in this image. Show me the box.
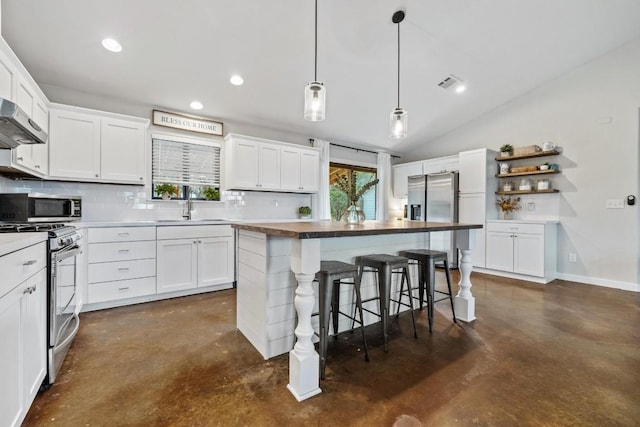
[234,222,478,401]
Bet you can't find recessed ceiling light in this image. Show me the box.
[438,75,466,94]
[230,75,244,86]
[455,84,467,94]
[190,101,203,110]
[101,38,122,53]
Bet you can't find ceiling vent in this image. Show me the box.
[438,75,466,93]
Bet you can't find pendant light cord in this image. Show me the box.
[397,19,400,109]
[314,0,318,82]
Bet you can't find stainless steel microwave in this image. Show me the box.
[0,193,81,222]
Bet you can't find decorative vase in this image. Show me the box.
[502,211,510,220]
[345,203,366,224]
[161,192,172,201]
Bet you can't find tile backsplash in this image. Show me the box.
[0,177,311,221]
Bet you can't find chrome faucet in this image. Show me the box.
[183,197,193,220]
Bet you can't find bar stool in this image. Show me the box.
[314,260,369,380]
[398,249,457,333]
[355,254,417,352]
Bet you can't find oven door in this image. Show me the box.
[49,244,81,347]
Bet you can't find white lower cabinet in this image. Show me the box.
[0,241,46,427]
[87,227,156,304]
[485,221,557,283]
[157,225,234,294]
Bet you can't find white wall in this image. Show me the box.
[406,38,640,291]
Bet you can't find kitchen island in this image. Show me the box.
[231,220,482,401]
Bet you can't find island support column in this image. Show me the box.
[287,238,322,401]
[454,229,476,322]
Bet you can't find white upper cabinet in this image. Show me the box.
[422,154,459,175]
[281,146,320,192]
[0,46,15,101]
[48,105,148,184]
[459,148,496,194]
[223,133,320,193]
[100,118,146,183]
[392,161,423,199]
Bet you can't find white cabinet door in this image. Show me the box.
[441,155,460,172]
[100,118,146,183]
[21,269,47,410]
[229,138,259,188]
[280,147,319,193]
[0,284,22,427]
[198,236,234,287]
[393,162,423,198]
[280,147,301,191]
[486,231,514,272]
[0,47,16,101]
[300,149,319,192]
[15,76,35,119]
[49,110,101,180]
[514,233,544,277]
[156,239,198,294]
[459,193,486,268]
[258,144,280,190]
[459,149,489,194]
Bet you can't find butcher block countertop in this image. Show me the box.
[231,220,483,239]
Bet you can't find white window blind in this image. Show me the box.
[152,138,220,186]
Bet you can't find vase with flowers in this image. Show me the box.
[335,171,379,224]
[496,196,521,220]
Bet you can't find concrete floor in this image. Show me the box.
[24,272,640,426]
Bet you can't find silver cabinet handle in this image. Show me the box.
[17,156,23,161]
[95,174,99,177]
[35,165,41,169]
[118,249,130,253]
[23,259,37,266]
[117,232,130,236]
[23,286,36,294]
[118,267,129,271]
[118,287,130,292]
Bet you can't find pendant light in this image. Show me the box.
[304,0,326,121]
[389,10,407,139]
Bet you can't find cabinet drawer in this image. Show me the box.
[88,277,156,304]
[0,242,46,298]
[88,241,155,263]
[88,226,156,243]
[157,225,233,240]
[487,222,543,235]
[88,259,156,284]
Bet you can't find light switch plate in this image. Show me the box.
[605,199,624,209]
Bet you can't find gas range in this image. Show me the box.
[0,223,79,250]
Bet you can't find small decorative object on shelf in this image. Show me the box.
[537,179,551,191]
[499,144,514,158]
[502,181,513,192]
[499,162,510,174]
[518,178,532,191]
[496,196,521,220]
[155,183,178,200]
[513,144,542,156]
[298,206,312,219]
[335,170,379,224]
[539,162,550,171]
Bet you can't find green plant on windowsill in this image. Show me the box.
[298,206,312,218]
[155,183,178,200]
[203,187,220,201]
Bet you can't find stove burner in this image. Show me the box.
[0,223,70,233]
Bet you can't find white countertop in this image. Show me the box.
[75,218,314,228]
[486,219,560,224]
[0,233,48,257]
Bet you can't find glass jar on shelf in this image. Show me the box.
[502,181,513,192]
[537,179,550,191]
[518,178,532,191]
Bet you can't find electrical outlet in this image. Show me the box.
[568,253,577,263]
[527,202,536,212]
[605,199,624,209]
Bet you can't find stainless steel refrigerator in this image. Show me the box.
[407,172,459,268]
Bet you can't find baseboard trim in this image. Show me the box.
[555,273,638,293]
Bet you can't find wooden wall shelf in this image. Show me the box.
[496,189,560,195]
[495,149,560,161]
[496,169,559,178]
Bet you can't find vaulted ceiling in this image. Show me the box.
[3,0,640,156]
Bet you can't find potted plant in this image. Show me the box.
[155,183,178,200]
[203,187,220,201]
[496,196,521,220]
[499,144,514,158]
[298,206,312,219]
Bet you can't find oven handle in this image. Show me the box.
[55,245,82,263]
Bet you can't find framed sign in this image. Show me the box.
[152,110,223,136]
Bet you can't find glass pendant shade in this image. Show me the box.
[389,107,407,139]
[304,81,326,121]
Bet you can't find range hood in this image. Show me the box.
[0,97,48,149]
